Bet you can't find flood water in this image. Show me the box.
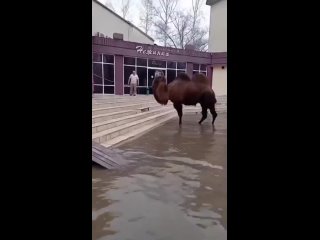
[92,113,227,240]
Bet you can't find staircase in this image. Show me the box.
[92,95,176,148]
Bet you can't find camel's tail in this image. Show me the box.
[201,90,217,107]
[152,76,169,105]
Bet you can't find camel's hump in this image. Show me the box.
[176,73,191,81]
[192,73,210,85]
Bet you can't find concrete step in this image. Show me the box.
[93,98,149,103]
[93,95,153,101]
[93,97,156,103]
[93,102,159,111]
[92,100,155,108]
[92,109,176,144]
[92,109,139,124]
[92,107,172,134]
[216,96,227,104]
[92,103,173,124]
[216,103,227,106]
[94,95,226,101]
[103,115,177,148]
[93,96,226,106]
[92,103,154,116]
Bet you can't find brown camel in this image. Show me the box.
[152,72,217,125]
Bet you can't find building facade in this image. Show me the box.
[92,0,154,44]
[207,0,227,96]
[92,0,227,96]
[92,37,226,95]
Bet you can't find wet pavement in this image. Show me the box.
[92,113,227,240]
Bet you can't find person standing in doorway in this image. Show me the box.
[128,70,139,96]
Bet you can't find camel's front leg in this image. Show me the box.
[173,103,183,125]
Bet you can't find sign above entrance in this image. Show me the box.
[136,46,169,57]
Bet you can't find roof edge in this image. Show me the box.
[93,0,154,42]
[206,0,224,6]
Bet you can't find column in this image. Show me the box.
[114,55,124,95]
[186,62,193,77]
[207,65,213,87]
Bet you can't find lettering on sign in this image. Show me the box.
[136,46,169,57]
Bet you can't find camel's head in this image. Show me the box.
[152,75,169,105]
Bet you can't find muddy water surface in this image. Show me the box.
[92,113,227,240]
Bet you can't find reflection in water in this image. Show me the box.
[92,113,227,240]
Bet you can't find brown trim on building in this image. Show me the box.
[93,37,212,58]
[211,52,227,65]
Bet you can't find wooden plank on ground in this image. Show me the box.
[92,148,119,168]
[92,155,116,169]
[92,141,127,169]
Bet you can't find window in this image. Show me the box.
[148,59,166,68]
[124,57,135,65]
[124,57,148,94]
[124,87,130,95]
[193,63,207,76]
[103,65,114,85]
[93,63,102,85]
[123,57,186,94]
[92,53,102,62]
[167,61,176,69]
[103,55,114,63]
[148,68,155,87]
[137,58,147,66]
[137,67,147,86]
[177,62,186,69]
[94,85,103,94]
[167,69,176,84]
[137,87,147,95]
[92,54,114,94]
[177,70,186,76]
[104,86,114,94]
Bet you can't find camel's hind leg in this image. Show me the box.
[210,106,218,125]
[173,103,183,125]
[198,104,208,124]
